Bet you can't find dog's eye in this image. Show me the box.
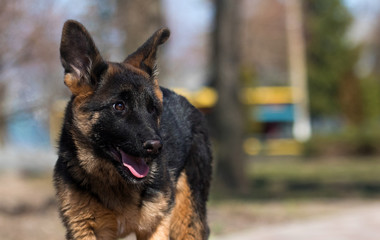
[113,102,125,111]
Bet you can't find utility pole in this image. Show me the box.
[285,0,311,142]
[0,83,6,147]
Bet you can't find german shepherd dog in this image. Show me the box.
[54,20,212,240]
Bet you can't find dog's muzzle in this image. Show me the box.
[143,140,162,156]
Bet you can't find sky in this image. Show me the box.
[344,0,380,43]
[163,0,213,59]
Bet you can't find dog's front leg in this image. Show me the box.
[64,219,97,240]
[60,203,98,240]
[56,187,115,240]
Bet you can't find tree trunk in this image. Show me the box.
[116,0,164,54]
[209,0,249,194]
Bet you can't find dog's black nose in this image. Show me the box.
[143,140,162,155]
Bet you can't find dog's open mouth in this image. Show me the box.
[111,147,149,179]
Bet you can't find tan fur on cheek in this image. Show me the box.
[153,78,163,126]
[70,109,101,174]
[72,108,100,137]
[153,79,163,104]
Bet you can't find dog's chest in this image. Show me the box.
[115,192,171,237]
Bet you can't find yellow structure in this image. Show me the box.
[173,87,218,109]
[241,87,303,156]
[241,86,300,105]
[243,137,302,156]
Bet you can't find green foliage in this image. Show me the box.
[303,0,355,117]
[250,158,380,184]
[248,157,380,198]
[360,76,380,125]
[304,127,380,157]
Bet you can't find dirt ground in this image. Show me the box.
[212,202,380,240]
[1,171,379,240]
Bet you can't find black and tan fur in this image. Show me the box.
[54,20,212,240]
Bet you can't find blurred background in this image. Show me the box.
[2,0,380,239]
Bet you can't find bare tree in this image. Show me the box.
[240,0,288,86]
[0,0,68,146]
[209,0,249,194]
[116,0,165,54]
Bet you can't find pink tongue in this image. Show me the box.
[119,150,149,178]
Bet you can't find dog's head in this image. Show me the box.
[60,20,169,183]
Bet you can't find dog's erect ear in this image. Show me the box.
[124,28,170,78]
[60,20,107,96]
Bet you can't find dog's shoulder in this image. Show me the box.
[161,87,205,126]
[159,86,211,174]
[160,87,206,143]
[161,87,193,115]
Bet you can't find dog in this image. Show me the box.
[53,20,212,240]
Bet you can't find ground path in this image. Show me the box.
[1,170,380,240]
[212,202,380,240]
